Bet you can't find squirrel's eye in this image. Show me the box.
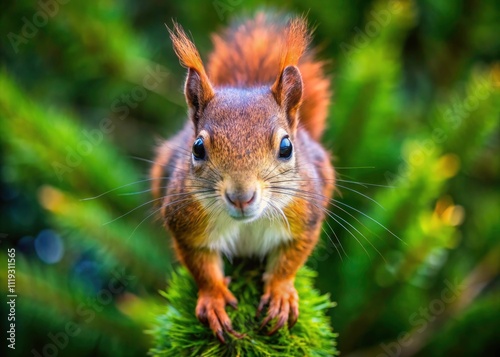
[192,137,206,160]
[279,136,293,159]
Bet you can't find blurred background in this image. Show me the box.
[1,0,499,356]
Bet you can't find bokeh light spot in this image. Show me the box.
[34,229,64,264]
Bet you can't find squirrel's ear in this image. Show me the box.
[168,21,214,125]
[272,65,303,131]
[185,68,214,123]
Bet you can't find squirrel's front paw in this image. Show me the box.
[257,278,299,335]
[196,280,244,343]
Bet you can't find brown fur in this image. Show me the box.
[151,13,334,342]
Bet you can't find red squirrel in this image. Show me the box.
[151,13,334,342]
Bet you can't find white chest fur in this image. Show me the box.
[204,215,292,258]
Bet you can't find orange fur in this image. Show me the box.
[168,22,205,77]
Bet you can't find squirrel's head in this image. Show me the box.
[169,21,306,222]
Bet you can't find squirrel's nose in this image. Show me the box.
[225,190,256,211]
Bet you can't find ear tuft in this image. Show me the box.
[168,21,205,74]
[276,17,311,73]
[168,21,214,124]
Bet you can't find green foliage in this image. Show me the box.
[149,264,338,357]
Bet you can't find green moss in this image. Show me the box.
[149,261,338,356]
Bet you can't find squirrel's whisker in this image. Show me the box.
[269,188,372,260]
[332,199,404,245]
[183,185,216,191]
[160,163,220,185]
[334,184,385,210]
[261,161,283,181]
[128,156,157,165]
[105,190,215,226]
[166,193,220,220]
[131,193,222,241]
[269,185,374,237]
[118,187,158,196]
[334,166,376,170]
[322,206,385,263]
[321,225,345,262]
[263,198,291,234]
[127,205,166,240]
[268,176,393,189]
[206,157,223,181]
[336,179,394,188]
[268,187,388,262]
[264,167,296,182]
[103,196,165,226]
[81,177,167,201]
[126,199,191,240]
[206,201,226,225]
[269,185,400,245]
[160,142,193,155]
[161,200,195,221]
[153,171,219,190]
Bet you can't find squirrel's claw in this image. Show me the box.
[196,285,243,343]
[256,293,270,318]
[222,320,246,339]
[289,302,299,328]
[258,279,299,334]
[216,329,226,344]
